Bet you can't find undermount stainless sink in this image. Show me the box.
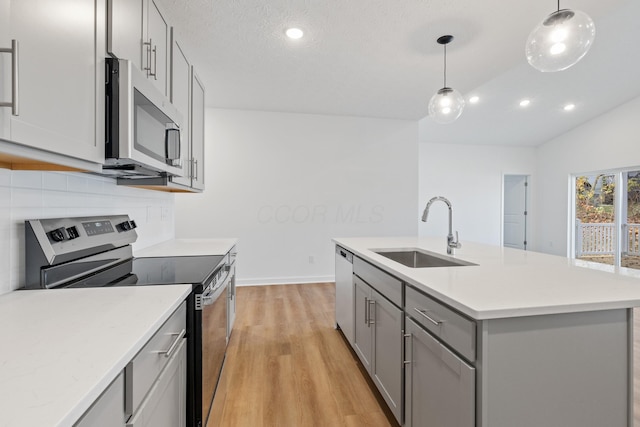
[373,248,476,268]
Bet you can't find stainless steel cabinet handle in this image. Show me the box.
[193,159,198,180]
[159,329,186,358]
[143,39,152,77]
[414,307,443,327]
[0,40,19,115]
[403,333,412,365]
[368,299,376,325]
[151,45,157,80]
[364,297,369,325]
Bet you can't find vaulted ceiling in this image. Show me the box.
[160,0,640,145]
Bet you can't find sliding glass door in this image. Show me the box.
[573,169,640,270]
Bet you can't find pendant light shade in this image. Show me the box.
[526,7,595,72]
[428,87,465,124]
[429,35,465,124]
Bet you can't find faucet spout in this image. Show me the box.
[421,196,461,255]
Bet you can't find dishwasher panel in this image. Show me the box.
[335,246,354,346]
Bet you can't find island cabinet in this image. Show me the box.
[353,257,403,424]
[338,245,634,427]
[404,286,475,427]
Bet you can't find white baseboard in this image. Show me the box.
[237,275,335,287]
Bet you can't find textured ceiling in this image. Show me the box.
[159,0,640,145]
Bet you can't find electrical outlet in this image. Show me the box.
[308,255,314,264]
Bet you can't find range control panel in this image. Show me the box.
[26,215,139,261]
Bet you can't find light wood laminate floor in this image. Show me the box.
[208,283,396,427]
[210,283,640,427]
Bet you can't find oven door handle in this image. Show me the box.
[202,280,228,306]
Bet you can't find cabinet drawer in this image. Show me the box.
[353,256,402,307]
[405,286,475,362]
[128,301,187,414]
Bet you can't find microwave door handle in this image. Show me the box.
[165,128,180,165]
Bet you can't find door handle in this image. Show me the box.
[403,333,412,365]
[0,39,19,115]
[152,45,158,80]
[364,297,369,325]
[368,299,376,325]
[143,39,153,77]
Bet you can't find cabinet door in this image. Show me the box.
[8,0,104,164]
[353,276,373,372]
[0,0,9,139]
[190,70,205,190]
[371,289,403,423]
[74,372,125,427]
[127,338,187,427]
[108,0,144,71]
[169,31,191,187]
[404,317,475,427]
[144,0,168,96]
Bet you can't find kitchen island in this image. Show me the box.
[334,236,640,427]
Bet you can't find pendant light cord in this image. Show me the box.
[557,0,560,12]
[443,43,447,88]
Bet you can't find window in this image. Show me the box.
[572,169,640,270]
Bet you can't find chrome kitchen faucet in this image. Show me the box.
[421,196,461,255]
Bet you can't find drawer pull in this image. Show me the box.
[414,308,443,327]
[159,329,186,358]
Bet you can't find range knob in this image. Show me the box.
[116,220,137,232]
[48,227,68,242]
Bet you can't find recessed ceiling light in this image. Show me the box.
[285,28,304,39]
[564,103,576,111]
[519,99,531,107]
[469,96,480,104]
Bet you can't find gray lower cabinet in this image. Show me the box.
[353,274,403,423]
[404,316,475,427]
[74,372,126,427]
[126,338,187,427]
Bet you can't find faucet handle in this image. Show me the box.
[453,231,462,249]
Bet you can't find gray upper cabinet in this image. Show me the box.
[190,70,205,191]
[108,0,169,96]
[170,30,191,188]
[0,0,105,168]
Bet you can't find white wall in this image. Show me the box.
[534,96,640,256]
[418,122,537,247]
[0,169,174,295]
[175,109,419,285]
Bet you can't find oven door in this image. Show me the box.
[201,275,229,425]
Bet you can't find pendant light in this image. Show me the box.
[526,1,595,72]
[428,35,465,124]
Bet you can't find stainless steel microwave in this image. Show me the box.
[104,58,184,178]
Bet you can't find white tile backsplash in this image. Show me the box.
[0,170,175,294]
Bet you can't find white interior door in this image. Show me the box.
[503,175,528,250]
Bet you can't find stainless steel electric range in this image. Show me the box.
[24,215,233,427]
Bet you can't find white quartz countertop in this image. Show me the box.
[135,238,238,257]
[334,236,640,320]
[0,285,192,427]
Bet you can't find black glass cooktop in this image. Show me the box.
[64,255,225,289]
